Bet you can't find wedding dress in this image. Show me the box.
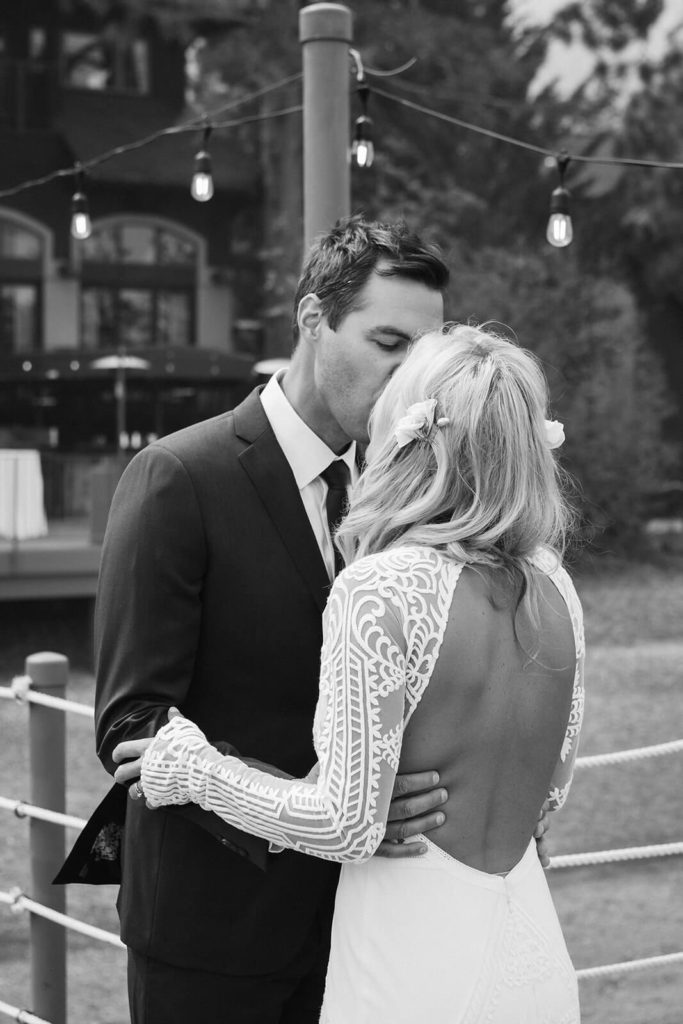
[142,545,584,1023]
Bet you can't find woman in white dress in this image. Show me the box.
[134,324,584,1023]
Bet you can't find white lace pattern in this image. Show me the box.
[141,545,584,859]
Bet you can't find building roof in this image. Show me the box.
[56,91,256,192]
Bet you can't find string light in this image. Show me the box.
[0,71,304,200]
[70,168,91,240]
[352,82,375,169]
[191,124,214,202]
[349,50,375,169]
[0,65,682,250]
[546,154,573,248]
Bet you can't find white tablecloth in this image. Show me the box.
[0,449,48,540]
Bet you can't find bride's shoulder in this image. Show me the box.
[338,545,457,591]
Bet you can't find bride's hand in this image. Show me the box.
[112,708,182,795]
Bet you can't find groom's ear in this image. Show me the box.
[297,293,323,344]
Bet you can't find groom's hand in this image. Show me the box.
[376,771,447,858]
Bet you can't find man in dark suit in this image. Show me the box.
[94,216,450,1023]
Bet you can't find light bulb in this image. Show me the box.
[352,115,374,169]
[353,138,375,169]
[546,186,572,248]
[191,151,214,202]
[70,191,92,239]
[546,213,573,247]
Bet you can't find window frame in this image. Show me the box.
[76,216,204,351]
[59,28,150,96]
[0,209,50,354]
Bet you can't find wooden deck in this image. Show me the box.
[0,519,101,600]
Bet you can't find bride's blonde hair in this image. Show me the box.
[337,324,573,626]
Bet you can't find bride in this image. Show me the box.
[119,323,583,1023]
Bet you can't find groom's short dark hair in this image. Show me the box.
[292,214,449,341]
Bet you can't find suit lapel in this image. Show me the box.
[234,388,331,614]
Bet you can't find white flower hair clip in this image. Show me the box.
[544,419,565,450]
[394,399,450,449]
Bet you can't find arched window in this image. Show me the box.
[79,219,200,350]
[0,214,45,354]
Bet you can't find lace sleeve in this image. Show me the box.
[545,562,586,811]
[141,562,408,863]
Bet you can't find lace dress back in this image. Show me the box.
[142,544,584,1023]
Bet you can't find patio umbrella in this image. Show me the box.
[90,353,151,451]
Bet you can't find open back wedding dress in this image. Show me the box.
[142,545,584,1023]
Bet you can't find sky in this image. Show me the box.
[510,0,683,96]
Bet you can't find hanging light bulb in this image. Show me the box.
[191,124,214,202]
[546,155,573,248]
[351,79,375,169]
[352,114,375,169]
[70,169,92,240]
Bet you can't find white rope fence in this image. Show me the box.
[576,737,683,768]
[549,841,683,870]
[0,678,94,718]
[0,796,87,831]
[0,888,124,950]
[0,998,50,1024]
[576,951,683,980]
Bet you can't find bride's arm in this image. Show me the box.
[546,576,586,811]
[141,566,408,862]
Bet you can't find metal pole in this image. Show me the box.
[114,366,126,453]
[299,3,353,253]
[27,651,68,1024]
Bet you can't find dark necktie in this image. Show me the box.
[320,460,350,577]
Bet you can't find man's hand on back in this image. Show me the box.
[376,771,448,858]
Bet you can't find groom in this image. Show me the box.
[92,216,452,1023]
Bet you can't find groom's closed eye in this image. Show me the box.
[368,329,411,352]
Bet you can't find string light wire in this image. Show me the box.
[370,83,683,170]
[1,64,682,204]
[0,72,303,200]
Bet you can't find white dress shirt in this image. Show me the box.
[260,371,358,579]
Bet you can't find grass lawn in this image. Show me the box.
[1,560,682,1023]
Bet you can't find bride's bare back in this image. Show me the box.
[399,564,577,874]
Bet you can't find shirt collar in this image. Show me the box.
[261,370,357,489]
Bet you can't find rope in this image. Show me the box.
[576,737,683,767]
[0,889,124,949]
[0,796,87,831]
[0,999,50,1024]
[549,841,683,869]
[4,677,95,718]
[576,951,683,980]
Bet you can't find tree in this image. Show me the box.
[532,0,683,480]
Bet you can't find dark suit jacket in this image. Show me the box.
[87,387,340,975]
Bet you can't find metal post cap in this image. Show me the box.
[299,3,353,44]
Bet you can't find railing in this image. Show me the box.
[0,654,125,1024]
[1,653,682,1023]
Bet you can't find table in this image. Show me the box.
[0,449,48,541]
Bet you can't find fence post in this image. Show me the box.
[27,651,68,1024]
